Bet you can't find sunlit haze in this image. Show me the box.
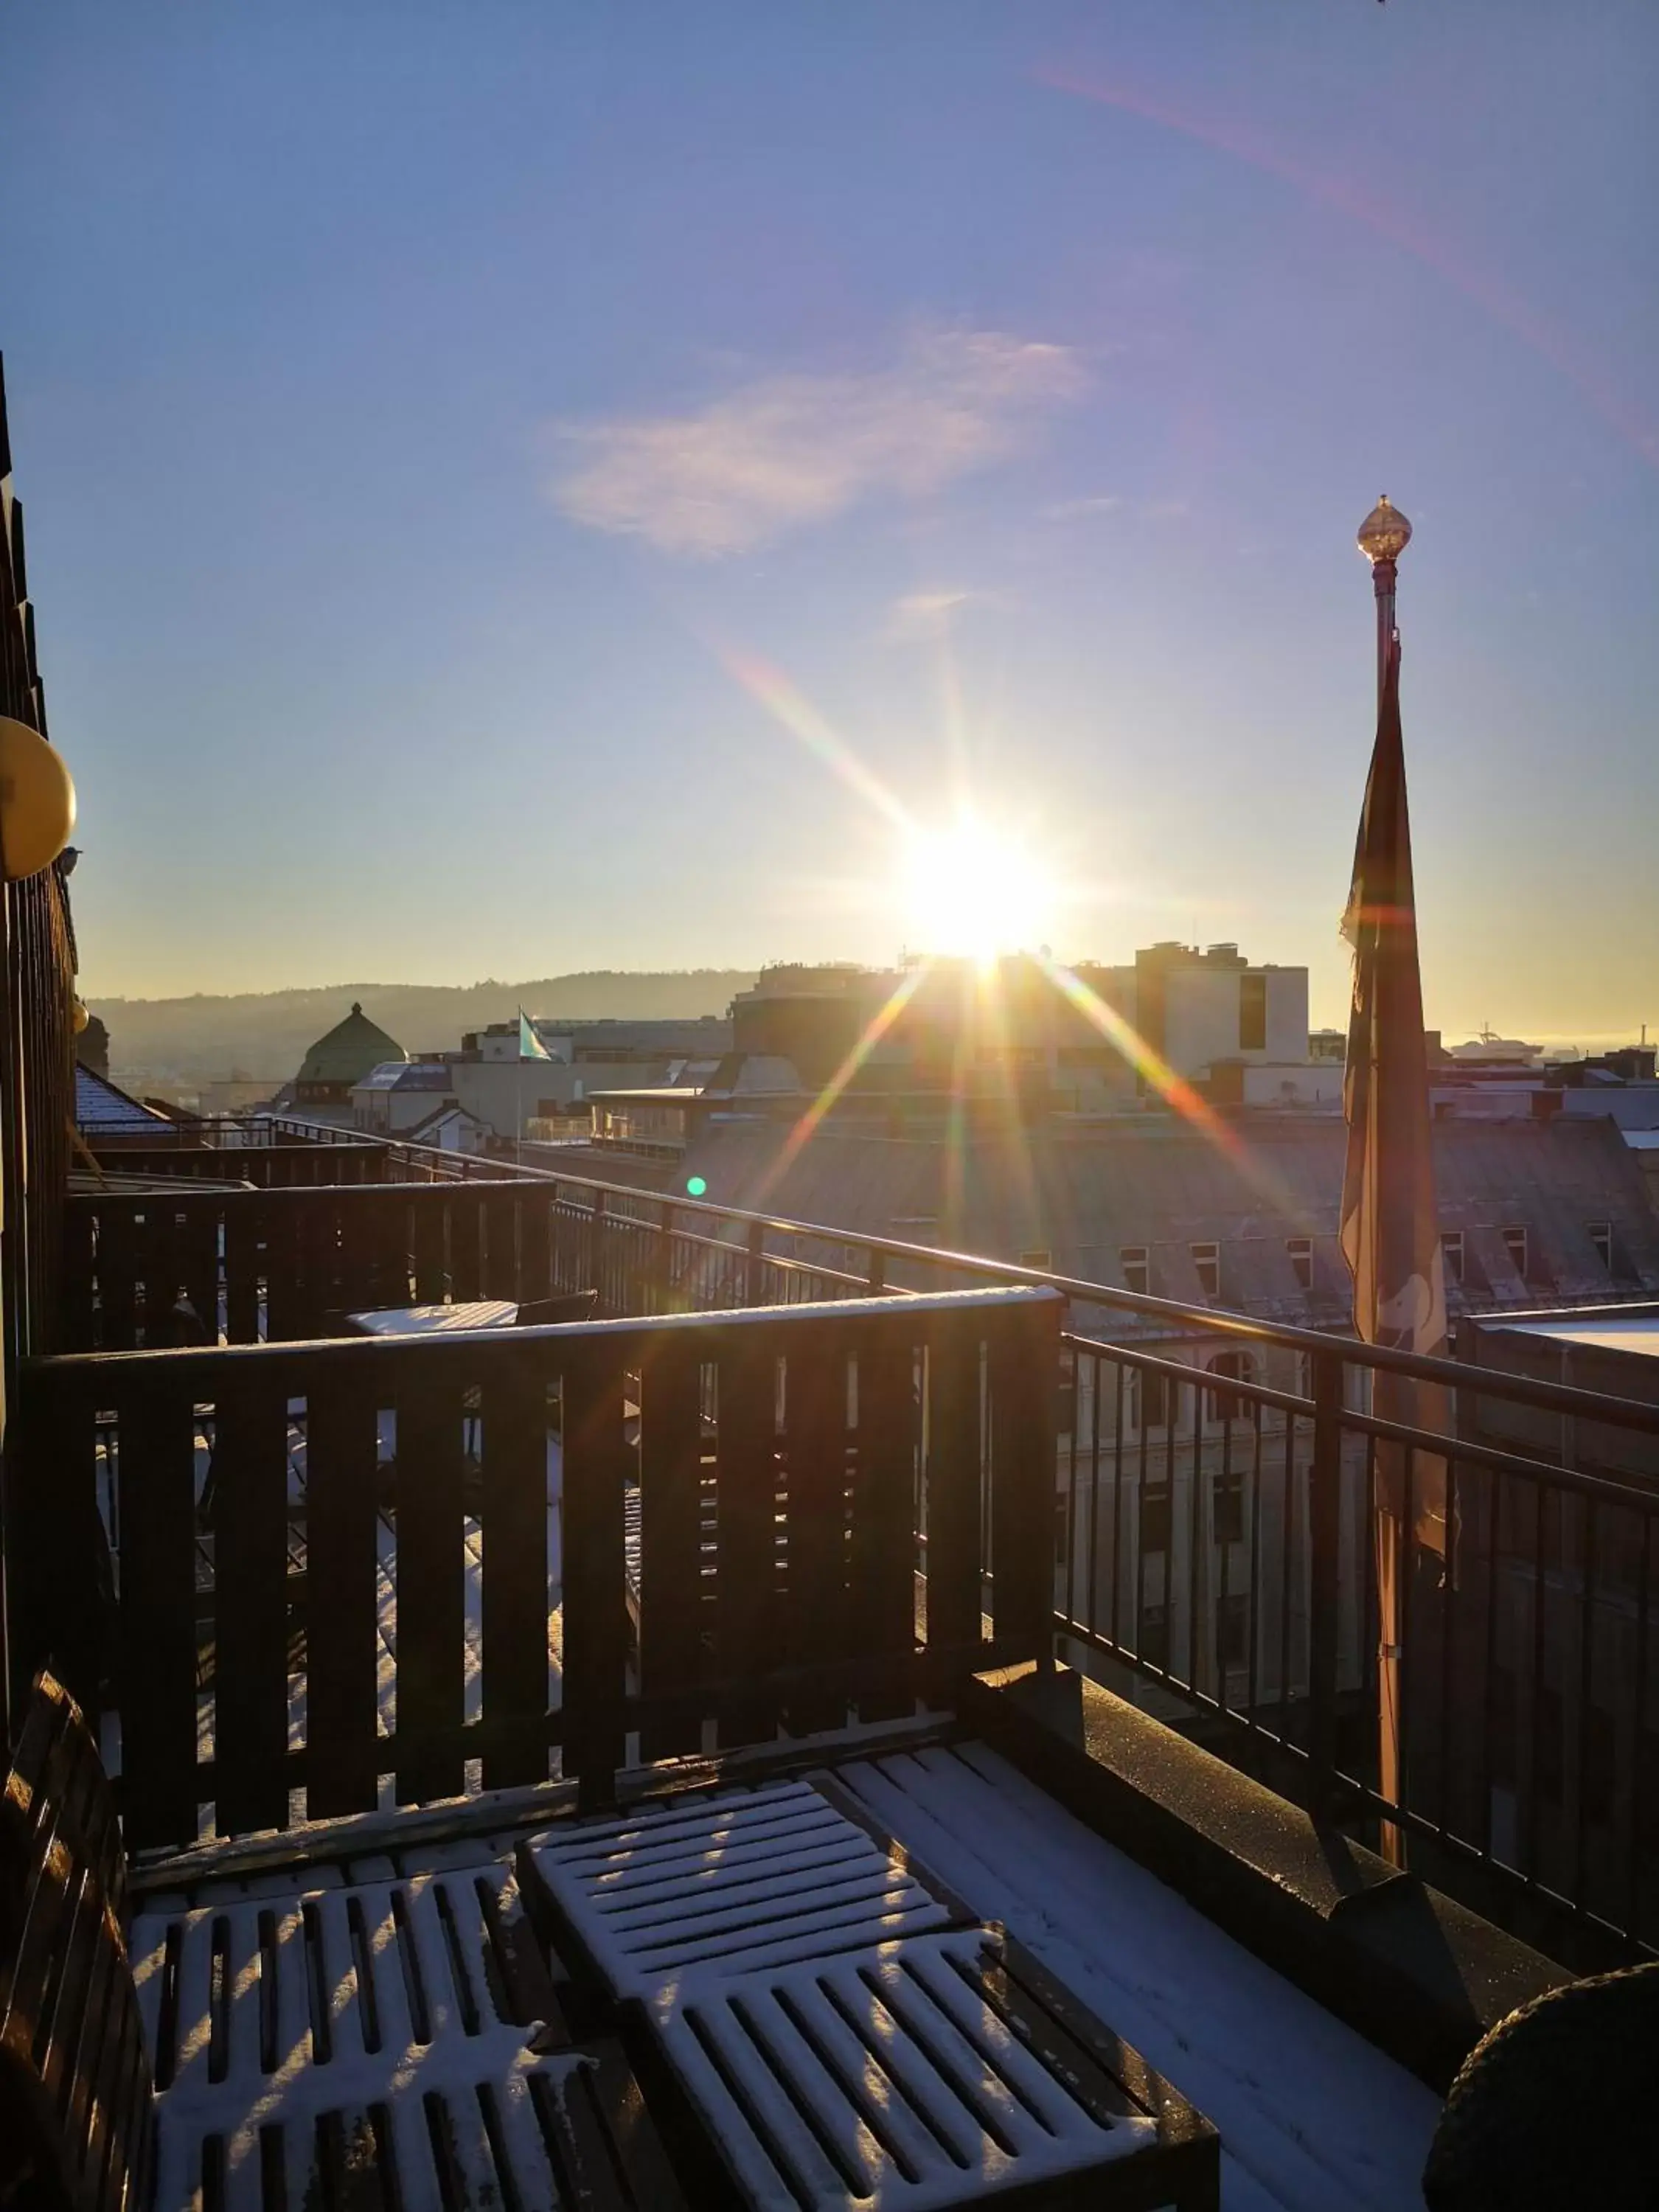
[3,4,1655,1043]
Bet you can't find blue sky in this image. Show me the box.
[4,2,1655,1036]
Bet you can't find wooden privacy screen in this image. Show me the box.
[16,1286,1062,1848]
[62,1180,875,1351]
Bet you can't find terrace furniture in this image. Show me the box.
[0,1673,684,2212]
[347,1297,521,1335]
[345,1290,599,1336]
[519,1776,1222,2210]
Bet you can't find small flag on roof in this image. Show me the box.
[518,1009,550,1061]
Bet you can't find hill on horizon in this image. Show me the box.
[93,970,758,1091]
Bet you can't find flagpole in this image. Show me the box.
[1355,491,1415,1868]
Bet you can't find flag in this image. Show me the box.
[1340,639,1450,1853]
[518,1009,551,1062]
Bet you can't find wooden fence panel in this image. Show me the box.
[117,1384,199,1851]
[560,1344,630,1804]
[211,1372,291,1834]
[304,1367,381,1816]
[636,1338,706,1759]
[479,1357,551,1790]
[394,1371,467,1803]
[850,1336,918,1722]
[782,1337,849,1736]
[714,1335,780,1749]
[925,1320,984,1662]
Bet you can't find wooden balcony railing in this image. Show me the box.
[86,1141,394,1186]
[13,1286,1062,1851]
[63,1180,873,1349]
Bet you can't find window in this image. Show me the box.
[1589,1221,1613,1272]
[1019,1248,1052,1271]
[1121,1245,1150,1295]
[1139,1485,1171,1553]
[1205,1350,1259,1426]
[1127,1366,1171,1433]
[1440,1229,1465,1286]
[1138,1601,1169,1670]
[1192,1242,1220,1299]
[1287,1236,1313,1290]
[1239,973,1267,1052]
[1501,1225,1528,1279]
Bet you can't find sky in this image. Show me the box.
[3,2,1655,1037]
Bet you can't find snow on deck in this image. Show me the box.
[831,1741,1440,2212]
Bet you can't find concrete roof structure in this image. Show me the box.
[652,1110,1659,1331]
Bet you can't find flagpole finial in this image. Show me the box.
[1357,494,1411,565]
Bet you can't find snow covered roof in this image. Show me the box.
[351,1060,451,1094]
[74,1064,172,1135]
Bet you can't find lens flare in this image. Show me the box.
[903,816,1052,963]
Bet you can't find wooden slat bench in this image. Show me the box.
[0,1674,684,2212]
[518,1776,1222,2210]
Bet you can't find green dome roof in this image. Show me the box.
[297,1002,408,1085]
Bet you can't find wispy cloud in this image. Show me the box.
[1040,493,1121,521]
[549,328,1087,557]
[882,588,976,643]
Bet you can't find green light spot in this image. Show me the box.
[686,1175,708,1197]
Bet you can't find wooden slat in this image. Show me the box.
[8,1381,105,1719]
[990,1297,1060,1657]
[61,1201,94,1350]
[304,1368,381,1816]
[560,1343,630,1805]
[449,1192,483,1301]
[178,1201,219,1343]
[133,1200,175,1347]
[99,1203,137,1351]
[374,1190,411,1310]
[714,1333,780,1748]
[262,1198,304,1343]
[518,1191,552,1307]
[212,1372,293,1834]
[119,1382,201,1851]
[850,1335,919,1722]
[636,1338,706,1759]
[481,1190,519,1299]
[782,1335,849,1736]
[335,1193,379,1315]
[411,1192,447,1302]
[394,1370,466,1803]
[291,1194,327,1338]
[223,1200,260,1343]
[925,1319,984,1663]
[479,1355,550,1790]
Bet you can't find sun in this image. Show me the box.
[901,815,1054,962]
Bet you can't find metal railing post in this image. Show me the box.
[866,1245,886,1295]
[745,1221,765,1307]
[1307,1348,1343,1806]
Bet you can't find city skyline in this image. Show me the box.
[4,4,1655,1035]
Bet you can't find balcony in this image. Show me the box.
[7,1119,1657,2205]
[47,1120,1659,1963]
